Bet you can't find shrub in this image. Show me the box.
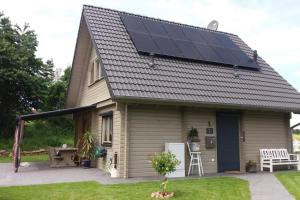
[151,152,180,193]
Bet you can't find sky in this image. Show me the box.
[1,0,300,125]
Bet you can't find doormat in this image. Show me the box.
[225,171,243,174]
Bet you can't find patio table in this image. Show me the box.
[51,147,78,167]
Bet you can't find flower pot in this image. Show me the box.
[190,142,200,152]
[246,165,257,173]
[82,160,91,168]
[110,168,119,178]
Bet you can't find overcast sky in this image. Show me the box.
[2,0,300,125]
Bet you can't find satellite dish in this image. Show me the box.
[207,20,219,31]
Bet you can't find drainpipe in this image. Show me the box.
[123,103,128,178]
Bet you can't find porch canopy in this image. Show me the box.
[13,104,96,172]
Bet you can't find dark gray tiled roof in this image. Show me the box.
[83,5,300,112]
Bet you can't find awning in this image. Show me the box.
[19,104,96,120]
[13,104,96,172]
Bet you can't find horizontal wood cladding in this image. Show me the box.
[242,111,289,166]
[183,108,217,174]
[78,47,111,106]
[95,105,121,172]
[128,105,182,177]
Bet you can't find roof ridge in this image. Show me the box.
[82,4,237,37]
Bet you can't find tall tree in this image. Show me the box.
[0,13,53,137]
[43,66,71,111]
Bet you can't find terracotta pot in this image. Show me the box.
[246,165,257,173]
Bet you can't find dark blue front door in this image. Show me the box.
[217,112,240,172]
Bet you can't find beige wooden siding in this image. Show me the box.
[183,108,217,174]
[78,47,111,106]
[242,111,289,167]
[128,105,182,177]
[94,104,125,174]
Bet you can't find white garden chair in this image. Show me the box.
[187,142,204,176]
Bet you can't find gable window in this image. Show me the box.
[101,112,113,146]
[90,62,94,84]
[90,58,103,84]
[94,58,102,80]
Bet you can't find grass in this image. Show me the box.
[293,134,300,141]
[0,177,250,200]
[0,154,48,163]
[276,171,300,199]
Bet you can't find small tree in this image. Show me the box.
[151,152,180,195]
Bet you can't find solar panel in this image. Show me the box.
[163,23,186,40]
[174,39,200,60]
[121,14,147,33]
[143,19,166,36]
[214,33,237,49]
[194,43,224,63]
[128,31,160,53]
[152,35,182,57]
[213,47,240,65]
[183,27,207,44]
[119,13,259,70]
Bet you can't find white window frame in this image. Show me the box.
[101,115,113,146]
[90,58,103,84]
[89,61,94,84]
[94,58,102,80]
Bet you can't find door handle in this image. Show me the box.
[240,131,245,142]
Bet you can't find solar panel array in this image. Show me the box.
[119,13,259,69]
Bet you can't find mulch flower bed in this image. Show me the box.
[151,191,174,199]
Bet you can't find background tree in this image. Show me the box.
[0,12,54,137]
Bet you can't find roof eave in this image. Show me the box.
[114,95,298,113]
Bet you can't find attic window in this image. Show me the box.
[94,58,102,80]
[90,62,94,84]
[90,58,103,84]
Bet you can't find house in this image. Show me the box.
[66,5,300,178]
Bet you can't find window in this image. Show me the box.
[90,62,94,84]
[101,114,113,146]
[90,58,102,84]
[94,59,102,80]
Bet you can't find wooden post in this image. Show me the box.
[13,118,24,173]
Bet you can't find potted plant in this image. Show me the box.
[188,127,200,152]
[81,131,95,168]
[150,152,180,199]
[245,160,257,173]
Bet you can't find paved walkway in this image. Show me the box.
[238,173,294,200]
[0,162,159,186]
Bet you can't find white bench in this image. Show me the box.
[260,149,300,172]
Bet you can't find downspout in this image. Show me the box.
[123,103,128,178]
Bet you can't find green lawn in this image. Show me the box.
[0,177,250,200]
[276,171,300,199]
[0,154,48,163]
[293,134,300,141]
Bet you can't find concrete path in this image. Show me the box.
[238,173,294,200]
[0,162,159,186]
